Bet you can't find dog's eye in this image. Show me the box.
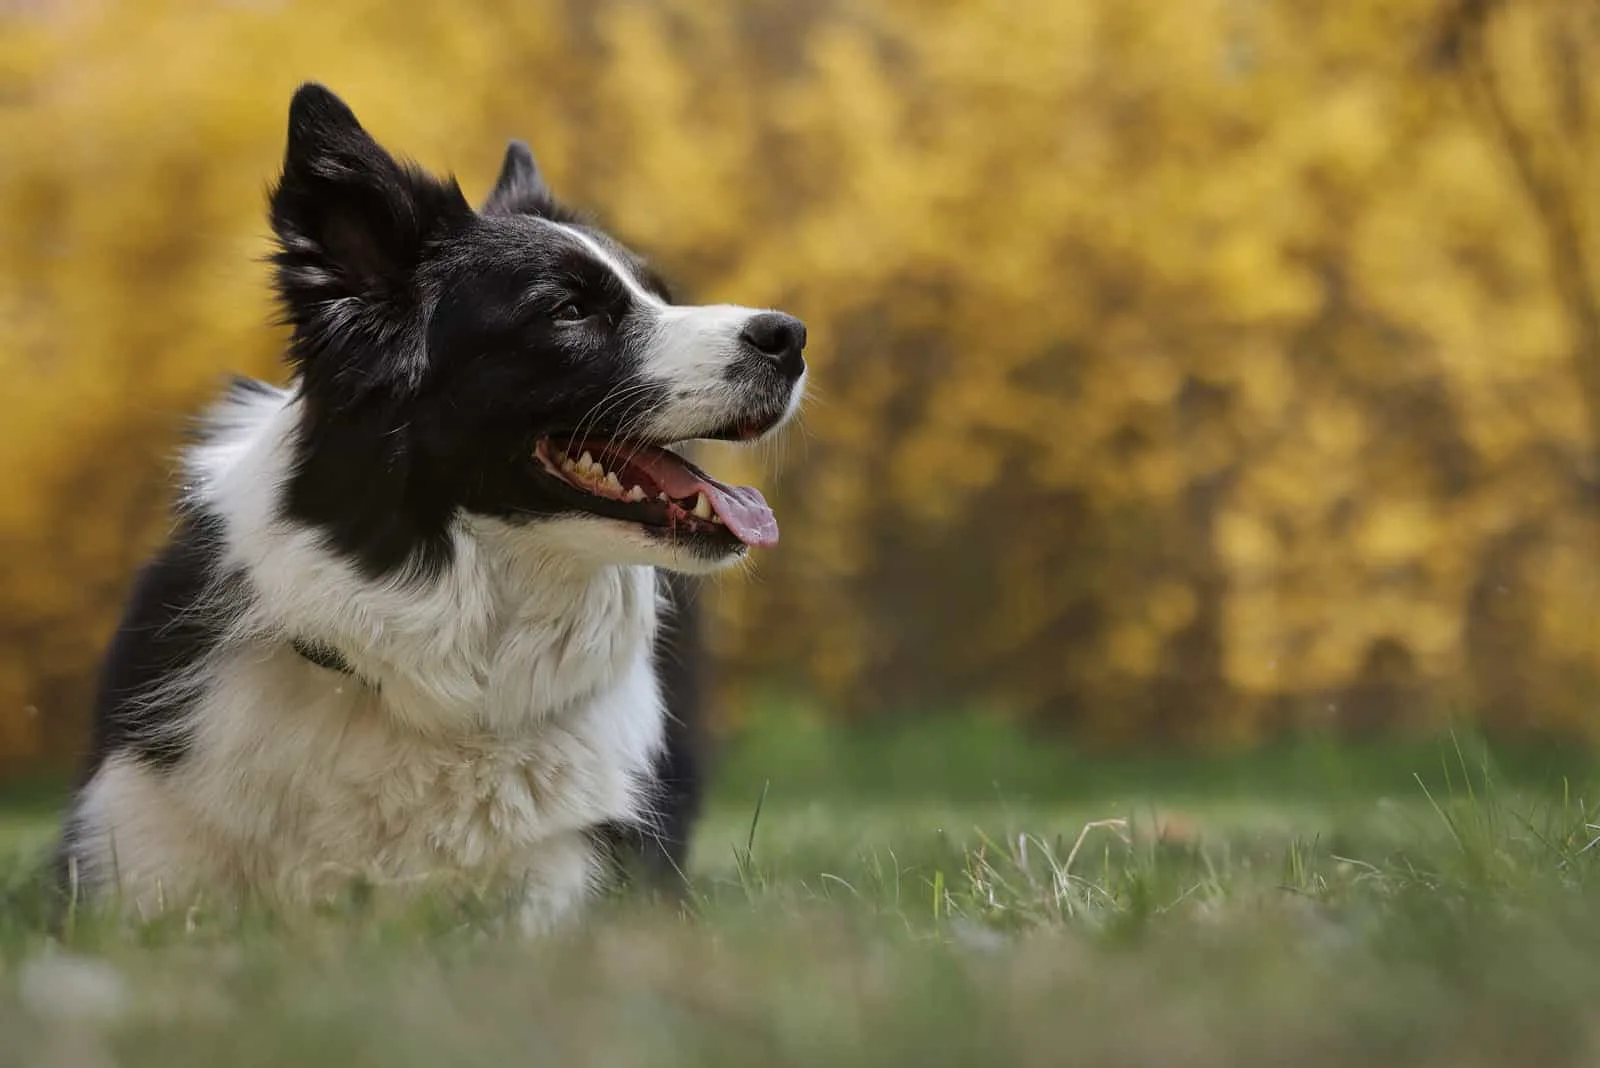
[552,300,589,323]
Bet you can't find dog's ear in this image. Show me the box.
[481,140,554,216]
[269,83,471,299]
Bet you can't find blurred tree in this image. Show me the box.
[0,0,1594,770]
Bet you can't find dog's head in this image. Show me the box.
[266,84,806,577]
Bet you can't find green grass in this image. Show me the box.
[3,718,1600,1067]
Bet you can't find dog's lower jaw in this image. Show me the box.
[492,510,750,579]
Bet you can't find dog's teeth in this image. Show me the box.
[602,471,623,494]
[626,485,647,502]
[657,492,671,503]
[711,514,724,524]
[692,493,713,519]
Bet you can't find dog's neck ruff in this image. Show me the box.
[184,379,667,740]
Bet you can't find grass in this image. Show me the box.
[3,716,1600,1067]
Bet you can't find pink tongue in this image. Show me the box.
[630,448,779,549]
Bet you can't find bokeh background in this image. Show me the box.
[0,0,1595,780]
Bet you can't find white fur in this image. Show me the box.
[70,384,671,931]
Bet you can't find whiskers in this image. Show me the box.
[560,378,659,460]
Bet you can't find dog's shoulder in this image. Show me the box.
[84,504,242,780]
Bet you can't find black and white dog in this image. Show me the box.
[54,84,806,930]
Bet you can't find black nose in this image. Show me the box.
[740,312,807,378]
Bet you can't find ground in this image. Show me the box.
[2,711,1598,1067]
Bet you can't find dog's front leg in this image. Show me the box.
[510,831,606,937]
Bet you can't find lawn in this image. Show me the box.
[2,714,1599,1067]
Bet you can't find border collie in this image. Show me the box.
[53,83,807,931]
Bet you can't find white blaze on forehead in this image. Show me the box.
[544,220,668,311]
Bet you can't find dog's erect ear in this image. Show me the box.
[269,83,471,299]
[481,140,554,216]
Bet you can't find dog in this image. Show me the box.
[52,83,807,931]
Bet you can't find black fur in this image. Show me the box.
[77,509,238,781]
[647,571,708,876]
[596,570,707,887]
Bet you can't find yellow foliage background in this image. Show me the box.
[0,0,1595,768]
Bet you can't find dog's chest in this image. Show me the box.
[184,562,666,891]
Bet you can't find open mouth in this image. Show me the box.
[533,436,779,549]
